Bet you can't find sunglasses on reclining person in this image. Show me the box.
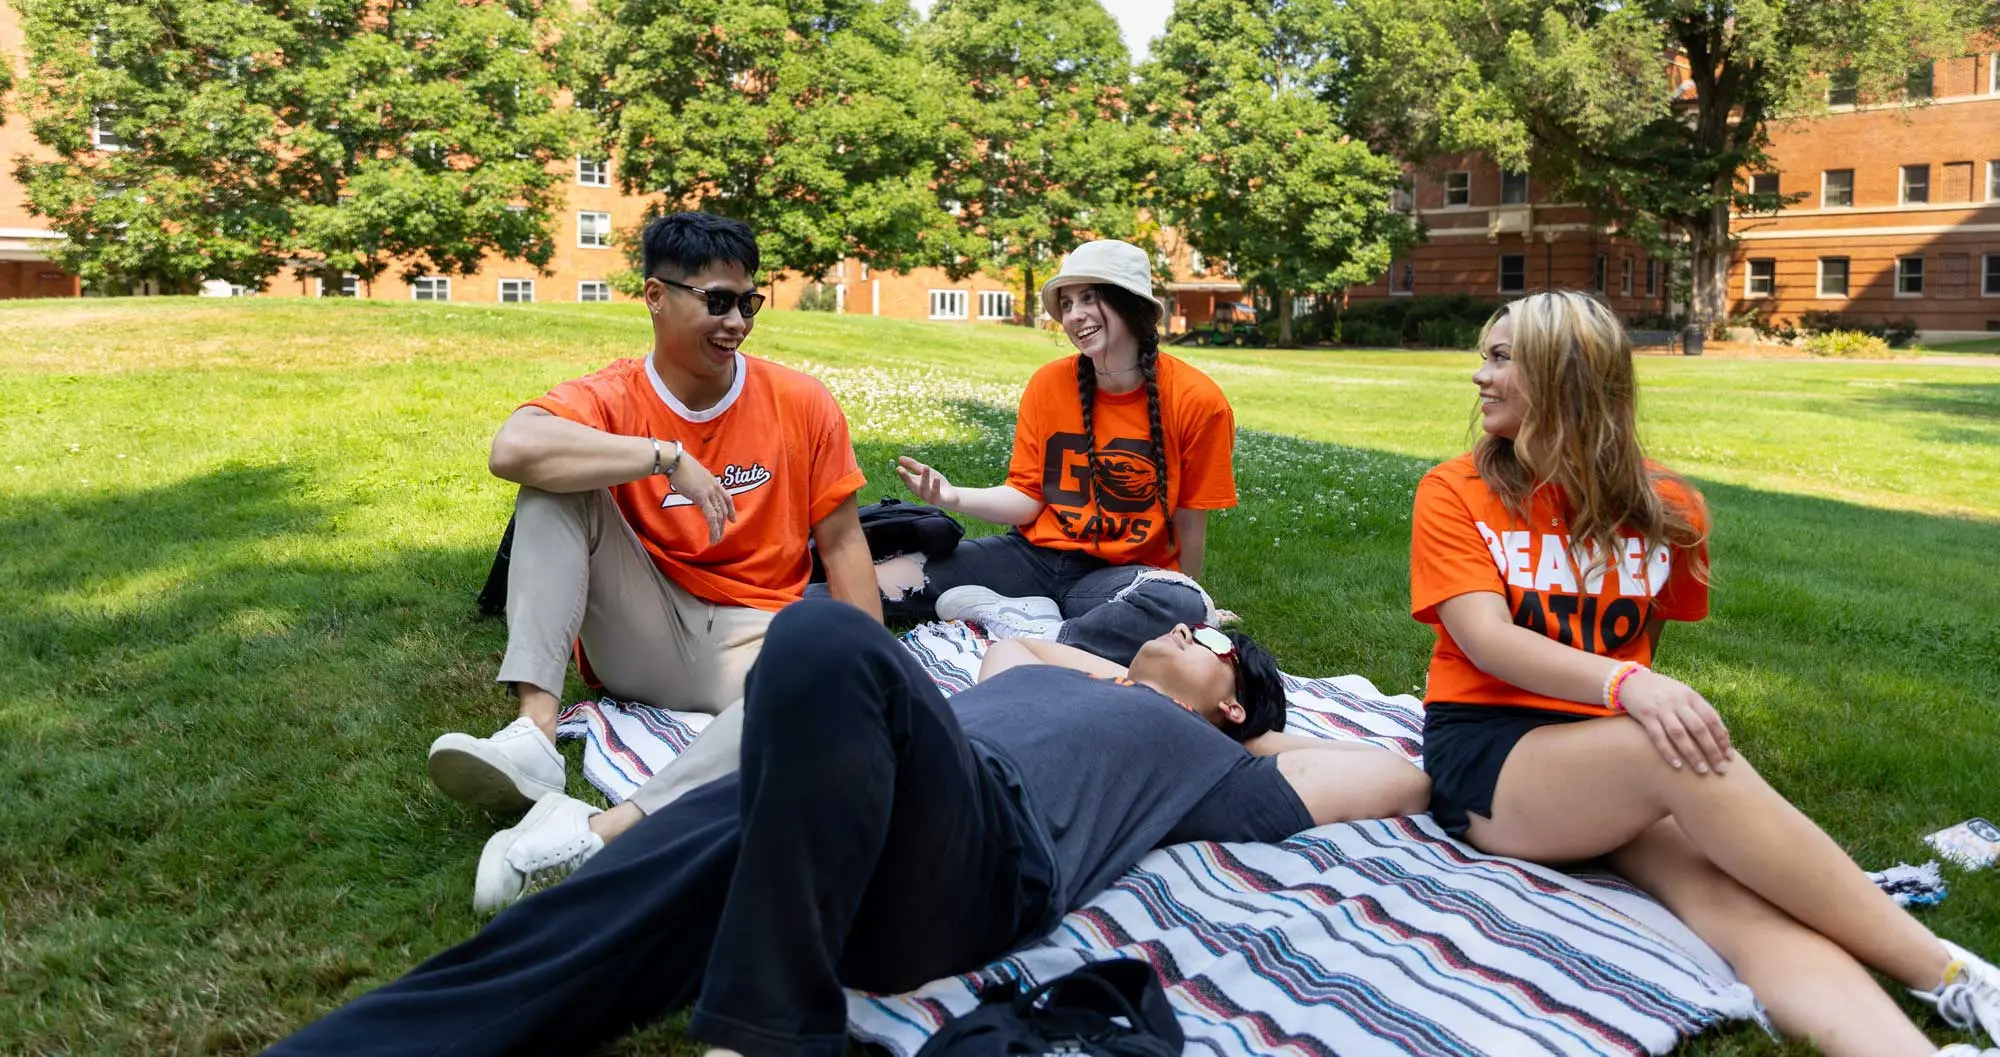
[656,277,766,318]
[1189,624,1238,669]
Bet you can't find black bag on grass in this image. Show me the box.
[912,959,1183,1057]
[476,516,516,618]
[809,496,964,580]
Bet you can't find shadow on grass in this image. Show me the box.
[1860,380,2000,422]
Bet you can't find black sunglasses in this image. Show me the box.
[657,277,765,319]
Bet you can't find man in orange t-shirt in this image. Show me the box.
[424,212,878,912]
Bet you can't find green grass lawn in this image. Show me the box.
[2,298,1997,1056]
[1920,337,2000,355]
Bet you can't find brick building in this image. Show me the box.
[0,1,82,298]
[1725,50,2000,338]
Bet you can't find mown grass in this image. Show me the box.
[2,298,1996,1056]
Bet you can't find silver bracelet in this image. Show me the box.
[650,437,664,477]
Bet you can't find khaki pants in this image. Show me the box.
[497,487,770,813]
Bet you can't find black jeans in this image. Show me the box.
[268,601,1054,1057]
[871,530,1209,665]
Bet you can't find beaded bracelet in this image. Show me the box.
[1606,662,1646,712]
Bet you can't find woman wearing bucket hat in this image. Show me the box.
[880,239,1239,665]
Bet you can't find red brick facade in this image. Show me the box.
[1726,50,2000,338]
[0,1,82,297]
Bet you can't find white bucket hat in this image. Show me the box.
[1039,239,1165,321]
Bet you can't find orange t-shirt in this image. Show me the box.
[1409,453,1709,717]
[1005,353,1237,571]
[525,354,866,612]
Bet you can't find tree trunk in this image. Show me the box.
[1276,285,1294,348]
[1686,198,1731,333]
[1023,264,1035,326]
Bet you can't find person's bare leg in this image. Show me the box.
[514,683,563,744]
[1469,717,1953,993]
[1612,819,1940,1057]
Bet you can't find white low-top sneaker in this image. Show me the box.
[1933,1045,2000,1056]
[428,716,565,815]
[473,793,604,913]
[1917,940,2000,1043]
[936,586,1062,639]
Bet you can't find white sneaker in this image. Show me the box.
[1933,1045,2000,1056]
[936,586,1061,639]
[472,793,604,913]
[1917,940,2000,1043]
[428,716,565,814]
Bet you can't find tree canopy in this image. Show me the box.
[9,0,581,295]
[919,0,1152,318]
[1336,0,1997,326]
[1139,0,1418,346]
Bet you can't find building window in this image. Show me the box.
[499,279,535,303]
[1620,258,1633,297]
[92,111,124,151]
[316,274,359,298]
[1498,254,1526,294]
[929,290,968,320]
[578,280,611,303]
[1992,54,1999,94]
[1901,165,1930,205]
[1445,171,1471,207]
[577,211,611,248]
[1906,63,1934,100]
[1749,173,1779,196]
[1984,253,2000,297]
[1188,248,1206,274]
[1989,160,1999,202]
[1897,256,1925,296]
[1593,254,1607,294]
[1819,257,1850,297]
[1500,171,1529,205]
[977,291,1014,319]
[1644,259,1658,297]
[1389,180,1414,213]
[1390,260,1415,296]
[1828,68,1860,106]
[1823,169,1855,208]
[412,276,450,302]
[576,157,609,187]
[1746,259,1775,298]
[859,263,870,281]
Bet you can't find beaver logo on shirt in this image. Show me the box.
[1041,433,1159,542]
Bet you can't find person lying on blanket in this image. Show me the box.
[1411,290,2000,1057]
[267,599,1429,1057]
[423,211,881,914]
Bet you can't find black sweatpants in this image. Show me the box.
[268,600,1053,1057]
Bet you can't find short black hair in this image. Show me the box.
[641,212,760,283]
[1218,631,1287,743]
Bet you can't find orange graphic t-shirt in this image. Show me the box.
[1409,453,1709,717]
[1005,353,1237,571]
[526,354,866,612]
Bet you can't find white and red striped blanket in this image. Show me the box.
[556,621,1760,1056]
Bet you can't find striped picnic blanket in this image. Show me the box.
[556,621,1760,1056]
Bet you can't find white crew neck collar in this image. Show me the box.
[646,352,747,423]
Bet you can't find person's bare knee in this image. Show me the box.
[873,554,928,602]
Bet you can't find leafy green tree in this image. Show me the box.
[10,0,580,294]
[574,0,957,282]
[1138,0,1419,347]
[1335,0,1996,329]
[919,0,1152,321]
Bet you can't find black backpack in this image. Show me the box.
[913,959,1184,1057]
[808,496,964,580]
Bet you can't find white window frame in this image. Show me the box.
[859,263,870,280]
[1188,248,1207,274]
[578,280,611,303]
[1745,259,1776,298]
[1983,253,2000,298]
[1593,254,1607,294]
[92,111,124,151]
[1991,53,1999,94]
[1500,170,1529,205]
[499,278,535,304]
[1620,258,1633,297]
[576,157,609,187]
[1828,69,1860,106]
[1823,169,1855,208]
[977,290,1013,320]
[1389,260,1415,297]
[1389,181,1414,213]
[412,276,451,302]
[1818,257,1850,298]
[1895,256,1925,297]
[1644,259,1658,297]
[1988,160,2000,202]
[577,211,611,249]
[1749,173,1779,196]
[1498,254,1526,295]
[1444,171,1472,208]
[315,274,360,298]
[1901,164,1930,205]
[928,289,968,320]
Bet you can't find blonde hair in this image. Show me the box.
[1473,291,1708,583]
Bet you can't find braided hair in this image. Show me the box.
[1069,283,1174,552]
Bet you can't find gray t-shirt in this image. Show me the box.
[952,665,1314,914]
